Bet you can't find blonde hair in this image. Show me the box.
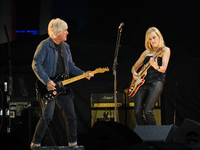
[48,18,68,39]
[145,27,165,51]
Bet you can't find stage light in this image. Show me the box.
[27,30,38,35]
[0,108,3,117]
[4,82,7,92]
[15,30,25,33]
[15,30,38,35]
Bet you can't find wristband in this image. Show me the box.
[157,66,160,70]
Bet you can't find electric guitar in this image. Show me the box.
[124,48,165,98]
[38,68,109,101]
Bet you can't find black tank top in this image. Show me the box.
[143,56,166,83]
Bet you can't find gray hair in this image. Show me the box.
[48,18,68,39]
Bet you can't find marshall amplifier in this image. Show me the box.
[91,93,125,108]
[91,93,126,127]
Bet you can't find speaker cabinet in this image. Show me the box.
[91,109,125,127]
[91,93,126,128]
[88,121,143,150]
[153,109,161,125]
[172,118,200,148]
[134,124,178,143]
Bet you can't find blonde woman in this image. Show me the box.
[30,18,94,147]
[131,27,170,125]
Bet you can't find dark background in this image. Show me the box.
[0,0,200,149]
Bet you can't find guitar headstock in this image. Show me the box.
[94,67,109,73]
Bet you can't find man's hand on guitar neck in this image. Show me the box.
[46,80,56,91]
[85,71,94,80]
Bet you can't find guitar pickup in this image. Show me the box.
[56,81,63,88]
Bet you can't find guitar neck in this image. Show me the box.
[140,52,161,76]
[61,70,96,86]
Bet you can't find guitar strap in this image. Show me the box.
[61,42,67,80]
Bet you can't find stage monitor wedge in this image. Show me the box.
[172,118,200,148]
[134,124,178,143]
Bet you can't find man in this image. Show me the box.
[30,18,94,147]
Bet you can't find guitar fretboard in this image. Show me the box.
[140,48,164,76]
[61,70,97,86]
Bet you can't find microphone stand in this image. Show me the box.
[113,23,123,122]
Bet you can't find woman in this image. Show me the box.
[131,27,170,125]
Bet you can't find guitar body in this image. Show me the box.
[127,68,146,97]
[37,73,66,101]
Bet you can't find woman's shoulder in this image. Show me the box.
[163,47,171,56]
[142,49,150,56]
[141,49,152,58]
[163,46,170,52]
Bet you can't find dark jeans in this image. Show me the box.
[32,91,77,144]
[134,80,164,125]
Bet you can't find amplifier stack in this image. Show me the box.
[91,93,161,130]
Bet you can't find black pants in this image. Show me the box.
[134,80,164,125]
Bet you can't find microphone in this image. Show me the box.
[118,22,124,29]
